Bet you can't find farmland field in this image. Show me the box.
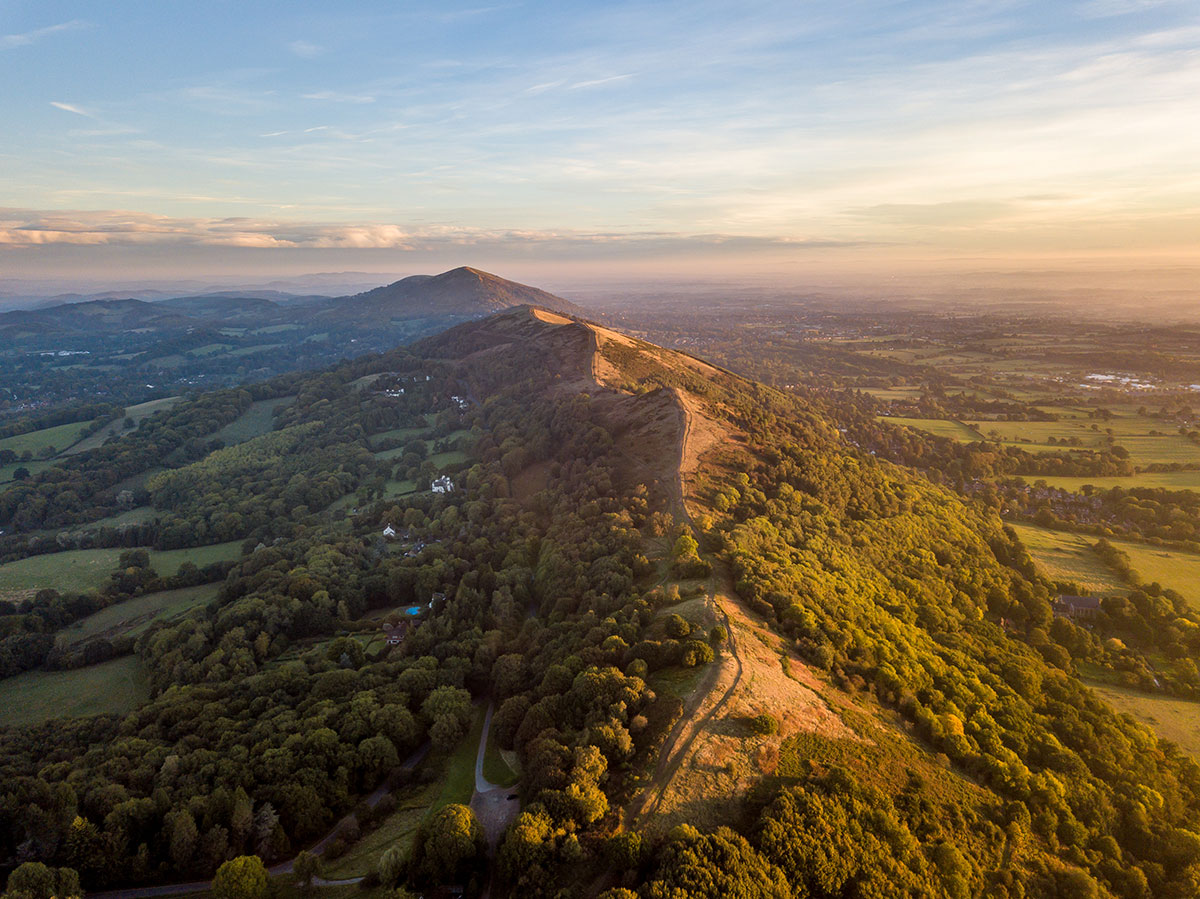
[0,541,243,601]
[1113,540,1200,605]
[211,396,294,445]
[1008,524,1125,594]
[1088,681,1200,756]
[879,417,983,442]
[57,583,220,646]
[1035,472,1200,493]
[0,420,90,457]
[0,655,150,727]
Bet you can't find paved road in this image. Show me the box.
[88,741,432,899]
[469,701,521,899]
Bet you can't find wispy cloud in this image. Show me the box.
[289,40,325,58]
[1,19,88,51]
[302,90,376,104]
[568,73,635,89]
[0,208,863,253]
[49,101,93,118]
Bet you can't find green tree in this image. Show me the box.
[211,856,269,899]
[410,804,484,885]
[3,863,82,899]
[293,851,321,893]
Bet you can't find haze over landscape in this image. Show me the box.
[4,4,1200,899]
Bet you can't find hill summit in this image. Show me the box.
[327,266,583,322]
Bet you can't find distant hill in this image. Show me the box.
[323,266,583,323]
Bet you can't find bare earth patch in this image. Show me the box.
[637,575,858,837]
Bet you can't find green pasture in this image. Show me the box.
[0,655,150,728]
[0,420,90,457]
[212,396,294,445]
[58,583,220,647]
[1033,472,1200,493]
[188,343,234,356]
[0,541,242,600]
[1009,524,1125,595]
[879,417,984,442]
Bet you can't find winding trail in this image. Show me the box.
[627,395,746,825]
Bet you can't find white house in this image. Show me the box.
[431,475,455,494]
[383,524,397,538]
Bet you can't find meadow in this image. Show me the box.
[57,583,221,647]
[1035,472,1200,493]
[879,417,983,442]
[1010,523,1200,605]
[0,541,244,600]
[212,396,295,445]
[0,420,90,457]
[0,655,150,727]
[1009,524,1125,595]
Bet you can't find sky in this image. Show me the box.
[0,0,1197,284]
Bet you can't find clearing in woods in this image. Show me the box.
[0,655,150,727]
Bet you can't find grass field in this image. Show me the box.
[369,426,429,447]
[0,541,243,600]
[212,396,294,445]
[1035,472,1200,493]
[879,417,983,442]
[0,420,90,457]
[66,396,181,456]
[1010,524,1200,604]
[88,506,158,528]
[0,655,150,727]
[188,343,234,356]
[58,583,220,646]
[964,417,1199,467]
[1087,681,1200,756]
[1113,540,1200,605]
[1009,524,1126,594]
[0,459,53,484]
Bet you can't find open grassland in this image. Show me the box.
[88,505,158,529]
[66,396,182,455]
[0,655,149,727]
[212,396,294,445]
[0,541,243,600]
[879,417,983,442]
[967,416,1199,467]
[1009,524,1126,594]
[58,583,220,647]
[1035,472,1200,493]
[1010,524,1200,604]
[0,420,90,457]
[483,723,520,788]
[1087,681,1200,756]
[0,459,53,485]
[1111,539,1200,605]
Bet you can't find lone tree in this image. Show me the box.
[293,850,321,894]
[211,855,269,899]
[409,803,484,886]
